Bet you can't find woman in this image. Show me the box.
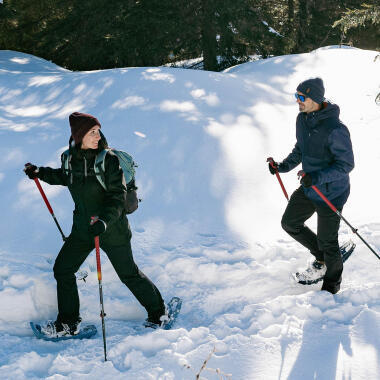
[24,112,166,337]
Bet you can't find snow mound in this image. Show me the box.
[0,46,379,378]
[0,50,68,73]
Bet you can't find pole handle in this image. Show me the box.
[91,217,102,281]
[32,176,66,241]
[267,157,289,201]
[94,236,102,281]
[311,185,337,212]
[308,179,380,261]
[91,216,107,361]
[34,178,54,215]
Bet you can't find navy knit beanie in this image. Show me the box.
[69,112,101,145]
[296,78,325,104]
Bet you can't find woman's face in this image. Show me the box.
[81,125,101,150]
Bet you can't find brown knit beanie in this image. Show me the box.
[69,112,101,145]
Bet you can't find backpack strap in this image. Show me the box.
[61,149,73,185]
[94,149,109,190]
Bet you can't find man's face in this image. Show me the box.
[296,92,315,113]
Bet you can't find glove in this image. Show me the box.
[24,163,39,179]
[298,171,313,188]
[88,220,106,236]
[267,157,279,175]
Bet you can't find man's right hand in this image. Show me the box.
[24,163,39,179]
[266,157,279,175]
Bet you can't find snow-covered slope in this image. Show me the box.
[0,46,379,379]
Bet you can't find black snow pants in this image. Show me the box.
[281,186,343,294]
[53,231,165,323]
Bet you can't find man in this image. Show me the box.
[268,77,354,294]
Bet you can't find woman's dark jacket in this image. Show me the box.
[278,102,354,207]
[37,134,130,244]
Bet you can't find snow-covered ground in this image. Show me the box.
[0,46,379,379]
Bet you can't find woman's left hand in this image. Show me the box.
[88,220,106,236]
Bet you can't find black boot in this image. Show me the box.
[144,307,167,329]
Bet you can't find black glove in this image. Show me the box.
[88,220,106,236]
[267,160,279,175]
[300,173,313,188]
[24,163,39,179]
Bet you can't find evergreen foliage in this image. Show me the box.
[0,0,378,71]
[333,3,379,34]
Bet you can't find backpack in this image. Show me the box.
[62,148,139,214]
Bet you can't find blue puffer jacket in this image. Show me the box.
[279,102,354,207]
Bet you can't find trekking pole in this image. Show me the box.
[267,157,289,201]
[27,166,67,241]
[91,216,107,362]
[299,173,380,261]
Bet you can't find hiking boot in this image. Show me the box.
[144,307,168,329]
[294,259,327,285]
[40,318,82,337]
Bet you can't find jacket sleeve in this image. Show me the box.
[98,154,127,227]
[278,142,302,173]
[38,166,68,186]
[311,126,354,185]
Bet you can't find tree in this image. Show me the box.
[333,3,379,34]
[0,0,378,71]
[169,0,283,71]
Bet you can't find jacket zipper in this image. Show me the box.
[84,156,87,178]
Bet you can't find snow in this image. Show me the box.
[0,46,380,379]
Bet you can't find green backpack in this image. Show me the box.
[62,148,139,214]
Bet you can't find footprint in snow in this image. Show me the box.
[197,232,217,238]
[161,245,176,252]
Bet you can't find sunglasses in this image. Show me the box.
[295,93,307,102]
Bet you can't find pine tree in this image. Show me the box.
[333,2,379,48]
[0,0,378,71]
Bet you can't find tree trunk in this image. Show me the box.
[294,0,308,53]
[201,0,218,71]
[288,0,294,28]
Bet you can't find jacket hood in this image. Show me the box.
[314,101,340,122]
[301,101,340,128]
[313,102,340,121]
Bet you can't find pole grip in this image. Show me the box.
[275,171,289,201]
[91,216,107,361]
[34,178,54,215]
[33,177,66,241]
[311,185,337,213]
[310,183,380,260]
[267,157,289,201]
[94,236,102,282]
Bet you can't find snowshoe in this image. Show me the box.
[144,297,182,330]
[292,240,356,285]
[293,259,326,285]
[30,320,97,342]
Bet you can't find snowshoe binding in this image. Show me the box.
[144,297,182,330]
[30,318,97,341]
[292,240,356,285]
